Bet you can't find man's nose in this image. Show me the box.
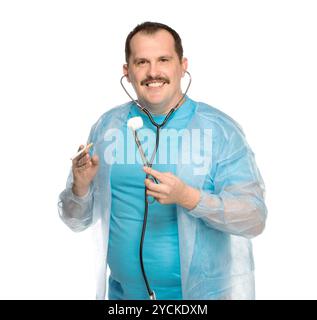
[147,62,160,78]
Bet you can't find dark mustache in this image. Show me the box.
[141,76,170,86]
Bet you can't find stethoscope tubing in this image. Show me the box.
[120,71,192,300]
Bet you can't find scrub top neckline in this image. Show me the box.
[129,96,194,125]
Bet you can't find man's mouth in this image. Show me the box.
[141,77,169,88]
[145,81,166,88]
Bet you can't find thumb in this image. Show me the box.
[78,144,85,152]
[91,154,99,166]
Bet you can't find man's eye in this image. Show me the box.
[137,60,146,65]
[160,58,169,62]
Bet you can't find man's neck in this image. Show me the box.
[142,95,186,115]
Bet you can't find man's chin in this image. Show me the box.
[140,98,166,109]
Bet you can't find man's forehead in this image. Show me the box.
[129,29,176,55]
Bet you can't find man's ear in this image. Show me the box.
[181,57,188,77]
[123,64,131,83]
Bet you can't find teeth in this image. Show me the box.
[147,82,165,87]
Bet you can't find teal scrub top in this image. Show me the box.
[107,98,196,299]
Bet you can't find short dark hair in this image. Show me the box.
[125,21,183,64]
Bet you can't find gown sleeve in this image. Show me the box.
[187,122,267,239]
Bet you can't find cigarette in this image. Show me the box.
[70,143,93,160]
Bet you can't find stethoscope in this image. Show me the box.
[120,71,192,300]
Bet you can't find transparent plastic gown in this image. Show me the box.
[58,97,267,300]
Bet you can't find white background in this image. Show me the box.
[0,0,316,299]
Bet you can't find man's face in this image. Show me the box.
[123,29,188,113]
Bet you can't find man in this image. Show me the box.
[58,21,267,300]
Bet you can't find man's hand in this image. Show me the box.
[72,144,99,197]
[143,166,200,210]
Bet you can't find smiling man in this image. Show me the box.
[58,21,267,300]
[123,27,188,114]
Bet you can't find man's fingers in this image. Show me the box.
[77,144,85,152]
[164,172,174,177]
[72,150,88,166]
[144,178,169,194]
[73,143,93,161]
[76,160,92,170]
[73,147,98,170]
[75,154,90,168]
[146,190,166,199]
[91,154,99,166]
[143,166,170,183]
[79,153,90,165]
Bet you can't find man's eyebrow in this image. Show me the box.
[133,57,149,63]
[158,55,173,59]
[133,55,174,63]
